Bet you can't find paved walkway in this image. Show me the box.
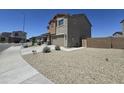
[0,46,53,84]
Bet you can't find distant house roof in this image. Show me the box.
[71,14,92,26]
[48,13,92,26]
[0,32,11,37]
[12,31,27,34]
[29,33,49,40]
[120,19,124,23]
[41,33,49,37]
[49,14,69,24]
[113,32,123,36]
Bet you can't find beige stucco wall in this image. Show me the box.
[121,22,124,36]
[56,17,68,47]
[48,22,56,34]
[56,18,68,35]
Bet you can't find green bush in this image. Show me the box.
[37,41,41,45]
[32,37,36,46]
[42,46,51,53]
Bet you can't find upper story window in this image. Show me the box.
[58,19,64,26]
[15,33,19,36]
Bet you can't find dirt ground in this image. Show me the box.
[22,48,124,84]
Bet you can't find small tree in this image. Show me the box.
[32,37,36,46]
[0,37,5,43]
[37,41,41,45]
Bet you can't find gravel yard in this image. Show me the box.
[22,48,124,84]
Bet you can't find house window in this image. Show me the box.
[58,19,64,26]
[15,33,19,36]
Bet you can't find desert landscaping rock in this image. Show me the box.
[23,48,124,84]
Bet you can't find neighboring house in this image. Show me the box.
[113,32,123,37]
[0,32,11,42]
[0,31,27,43]
[29,36,41,42]
[120,19,124,36]
[10,31,27,43]
[40,33,49,43]
[29,33,49,43]
[47,14,92,47]
[112,19,124,37]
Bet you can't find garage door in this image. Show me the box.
[52,35,64,46]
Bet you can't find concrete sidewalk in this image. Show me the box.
[0,46,53,84]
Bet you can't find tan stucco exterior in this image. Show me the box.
[121,21,124,36]
[47,14,92,47]
[48,21,56,34]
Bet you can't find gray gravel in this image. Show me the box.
[23,48,124,84]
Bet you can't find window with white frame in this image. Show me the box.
[58,19,64,26]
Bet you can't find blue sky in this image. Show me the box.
[0,9,124,38]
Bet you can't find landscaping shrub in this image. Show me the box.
[32,37,36,46]
[37,41,41,45]
[42,46,51,53]
[55,45,61,51]
[23,44,28,48]
[32,50,37,54]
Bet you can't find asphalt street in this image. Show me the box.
[0,43,21,52]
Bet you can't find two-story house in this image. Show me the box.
[120,19,124,36]
[10,31,27,43]
[0,32,11,42]
[0,31,27,43]
[113,19,124,37]
[47,13,92,47]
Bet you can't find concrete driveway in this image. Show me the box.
[0,46,53,84]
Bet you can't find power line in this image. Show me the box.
[23,14,25,32]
